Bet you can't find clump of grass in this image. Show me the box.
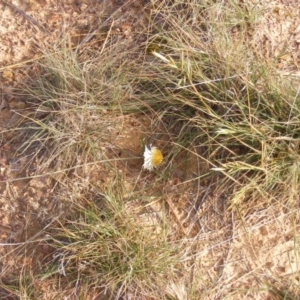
[127,0,300,207]
[42,182,186,299]
[15,36,142,183]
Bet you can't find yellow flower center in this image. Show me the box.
[151,148,163,167]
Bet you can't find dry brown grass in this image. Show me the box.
[1,0,300,299]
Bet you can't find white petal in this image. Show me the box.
[143,145,154,171]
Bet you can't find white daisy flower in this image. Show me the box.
[143,145,163,171]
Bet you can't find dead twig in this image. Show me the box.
[0,0,49,33]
